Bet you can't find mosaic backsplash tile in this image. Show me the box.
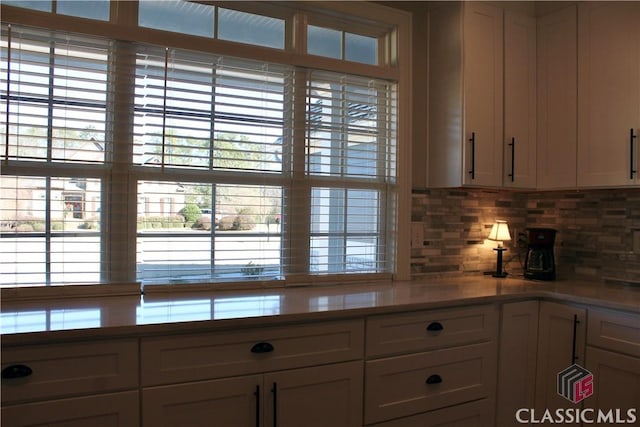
[411,188,640,283]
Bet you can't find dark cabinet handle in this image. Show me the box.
[426,322,444,332]
[426,374,442,385]
[2,364,33,379]
[468,132,476,180]
[251,342,274,354]
[631,128,637,180]
[571,314,580,364]
[508,137,515,182]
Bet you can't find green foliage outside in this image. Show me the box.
[181,204,202,223]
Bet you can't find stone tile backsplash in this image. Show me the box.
[411,188,640,283]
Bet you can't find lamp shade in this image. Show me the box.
[488,220,511,242]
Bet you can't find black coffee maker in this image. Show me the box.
[524,228,556,280]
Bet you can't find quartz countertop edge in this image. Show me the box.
[1,276,639,346]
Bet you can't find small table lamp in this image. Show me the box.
[488,220,511,278]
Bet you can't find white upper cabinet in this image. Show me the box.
[427,2,504,188]
[504,10,537,188]
[577,1,640,187]
[463,2,504,187]
[536,5,578,189]
[427,2,537,189]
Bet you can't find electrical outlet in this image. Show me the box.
[633,230,640,254]
[411,223,424,249]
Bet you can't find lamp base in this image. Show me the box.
[493,247,508,278]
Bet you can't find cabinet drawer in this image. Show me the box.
[1,390,139,427]
[366,304,498,357]
[587,309,640,357]
[364,341,496,424]
[585,346,640,413]
[367,398,494,427]
[141,319,364,386]
[1,339,139,404]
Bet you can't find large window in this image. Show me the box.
[0,1,405,291]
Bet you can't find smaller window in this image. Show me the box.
[56,0,110,21]
[307,25,341,59]
[138,0,214,38]
[3,1,52,13]
[307,25,378,65]
[345,33,377,65]
[218,8,285,49]
[3,0,110,21]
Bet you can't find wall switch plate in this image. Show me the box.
[633,230,640,254]
[411,223,424,249]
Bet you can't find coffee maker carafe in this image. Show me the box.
[524,228,556,280]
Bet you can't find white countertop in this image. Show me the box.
[2,276,639,345]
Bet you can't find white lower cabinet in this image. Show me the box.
[142,375,261,427]
[140,319,365,427]
[5,299,638,427]
[265,362,363,427]
[584,347,640,415]
[585,308,640,417]
[496,300,539,426]
[1,391,139,427]
[365,342,496,424]
[142,361,363,427]
[1,339,139,427]
[534,301,587,412]
[364,305,498,426]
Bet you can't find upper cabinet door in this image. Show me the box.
[536,5,578,190]
[578,2,640,187]
[463,2,504,187]
[503,10,536,189]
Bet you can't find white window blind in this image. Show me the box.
[1,25,111,164]
[134,46,288,172]
[0,175,102,286]
[136,181,283,284]
[1,25,107,287]
[305,71,396,274]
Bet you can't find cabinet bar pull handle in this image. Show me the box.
[571,314,580,364]
[1,364,33,379]
[272,382,278,427]
[508,137,515,182]
[631,128,637,180]
[426,374,442,385]
[426,322,444,332]
[255,384,260,427]
[469,132,476,180]
[251,342,274,354]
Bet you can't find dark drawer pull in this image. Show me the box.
[426,322,444,332]
[251,342,274,354]
[2,364,33,379]
[426,374,442,385]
